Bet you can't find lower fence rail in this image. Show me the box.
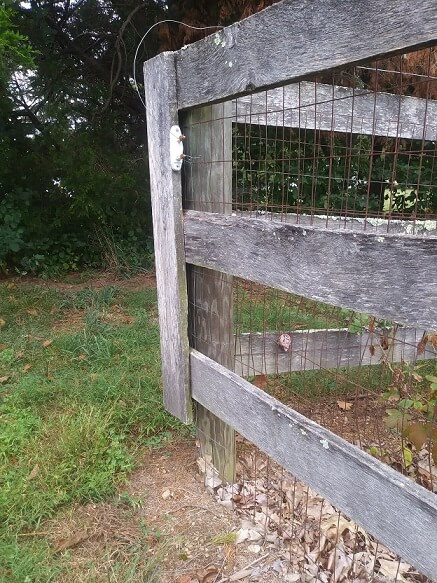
[190,349,437,581]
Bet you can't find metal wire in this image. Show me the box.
[185,48,437,582]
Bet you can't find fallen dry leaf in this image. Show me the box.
[28,463,40,480]
[0,376,10,384]
[253,374,267,389]
[403,422,429,451]
[22,363,32,372]
[42,339,53,348]
[229,568,254,581]
[53,530,90,553]
[175,576,196,583]
[417,334,428,355]
[337,400,353,411]
[198,566,219,583]
[377,558,409,582]
[0,318,5,328]
[26,308,38,316]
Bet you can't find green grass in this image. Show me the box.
[0,281,182,582]
[234,282,353,333]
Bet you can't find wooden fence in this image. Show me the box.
[144,1,437,580]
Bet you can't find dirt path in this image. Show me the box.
[48,438,287,583]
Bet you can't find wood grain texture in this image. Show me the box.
[234,82,437,140]
[175,0,437,110]
[183,103,236,481]
[191,349,437,581]
[144,53,192,423]
[234,327,435,377]
[184,211,437,330]
[237,211,437,236]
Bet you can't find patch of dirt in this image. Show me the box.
[46,436,430,583]
[46,439,282,583]
[52,309,86,333]
[51,305,135,334]
[101,304,135,325]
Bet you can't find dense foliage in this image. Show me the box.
[234,125,437,216]
[0,0,280,276]
[0,1,435,275]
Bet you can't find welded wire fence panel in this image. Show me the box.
[199,436,431,583]
[233,50,437,226]
[183,46,437,583]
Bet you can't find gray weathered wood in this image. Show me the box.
[234,82,437,141]
[175,0,437,110]
[182,103,236,481]
[191,349,437,581]
[184,211,437,330]
[144,53,191,423]
[234,327,436,377]
[237,211,437,236]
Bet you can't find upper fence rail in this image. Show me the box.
[234,83,437,141]
[174,0,437,111]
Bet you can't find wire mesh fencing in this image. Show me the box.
[182,46,436,583]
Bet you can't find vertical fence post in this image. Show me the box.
[143,53,192,424]
[183,103,236,482]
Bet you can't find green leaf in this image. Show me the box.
[384,409,411,432]
[402,446,413,468]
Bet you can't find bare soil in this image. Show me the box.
[47,438,288,583]
[2,271,157,292]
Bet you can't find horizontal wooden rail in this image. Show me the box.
[234,327,435,377]
[191,349,437,581]
[233,82,437,140]
[184,211,437,330]
[176,0,437,110]
[236,211,437,236]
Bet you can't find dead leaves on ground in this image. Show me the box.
[53,529,91,554]
[199,446,428,583]
[176,566,219,583]
[336,400,353,411]
[417,333,437,355]
[27,463,40,480]
[252,374,267,389]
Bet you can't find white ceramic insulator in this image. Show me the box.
[170,125,184,171]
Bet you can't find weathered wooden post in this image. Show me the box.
[182,103,236,482]
[143,53,192,424]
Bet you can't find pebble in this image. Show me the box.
[247,544,261,553]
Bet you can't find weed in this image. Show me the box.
[0,538,61,582]
[211,531,238,545]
